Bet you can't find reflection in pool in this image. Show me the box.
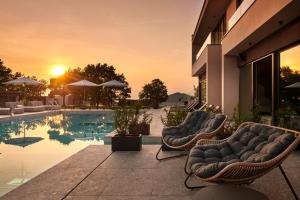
[0,112,114,196]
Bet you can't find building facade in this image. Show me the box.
[192,0,300,126]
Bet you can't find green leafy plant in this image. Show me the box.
[223,106,249,137]
[223,104,264,137]
[114,107,136,136]
[140,112,152,124]
[251,104,265,124]
[161,108,188,126]
[129,111,153,135]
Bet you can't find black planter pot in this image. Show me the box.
[112,134,142,151]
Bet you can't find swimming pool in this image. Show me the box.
[0,112,114,196]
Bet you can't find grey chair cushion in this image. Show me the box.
[162,111,226,147]
[188,123,295,178]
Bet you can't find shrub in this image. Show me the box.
[161,108,188,126]
[223,105,264,137]
[114,107,136,135]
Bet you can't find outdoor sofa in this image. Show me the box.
[156,110,227,160]
[45,101,61,110]
[5,101,47,113]
[5,102,24,114]
[0,108,11,115]
[23,101,46,112]
[185,122,300,199]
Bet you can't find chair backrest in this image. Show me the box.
[197,103,207,111]
[227,122,299,163]
[180,111,226,135]
[185,97,200,112]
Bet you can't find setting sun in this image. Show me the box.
[51,66,66,77]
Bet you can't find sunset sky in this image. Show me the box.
[0,0,203,98]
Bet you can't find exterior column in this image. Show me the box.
[207,45,222,107]
[222,55,239,116]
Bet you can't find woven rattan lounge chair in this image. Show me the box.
[156,111,227,161]
[185,97,203,112]
[185,122,300,199]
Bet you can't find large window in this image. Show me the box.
[253,55,273,115]
[279,44,300,130]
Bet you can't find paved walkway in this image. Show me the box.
[147,108,168,137]
[1,145,300,200]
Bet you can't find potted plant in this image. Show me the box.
[129,112,152,135]
[160,108,187,127]
[112,107,142,151]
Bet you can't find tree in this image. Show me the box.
[0,59,47,98]
[279,66,300,115]
[28,77,48,97]
[49,67,84,99]
[0,59,13,92]
[49,63,131,106]
[83,63,131,106]
[139,79,168,108]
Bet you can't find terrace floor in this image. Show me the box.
[1,145,299,200]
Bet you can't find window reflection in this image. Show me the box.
[279,44,300,130]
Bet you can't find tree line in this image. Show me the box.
[49,63,131,106]
[0,59,169,108]
[0,59,47,98]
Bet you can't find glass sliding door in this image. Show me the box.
[253,55,273,115]
[279,44,300,130]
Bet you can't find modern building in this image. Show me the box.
[192,0,300,124]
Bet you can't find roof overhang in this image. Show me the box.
[192,0,231,46]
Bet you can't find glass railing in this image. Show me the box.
[196,33,211,60]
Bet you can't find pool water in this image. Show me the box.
[0,113,114,196]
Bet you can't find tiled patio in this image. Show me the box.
[1,145,299,200]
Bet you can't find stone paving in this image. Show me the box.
[1,145,300,200]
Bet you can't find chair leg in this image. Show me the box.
[279,165,299,200]
[155,145,188,161]
[184,172,208,190]
[184,151,190,175]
